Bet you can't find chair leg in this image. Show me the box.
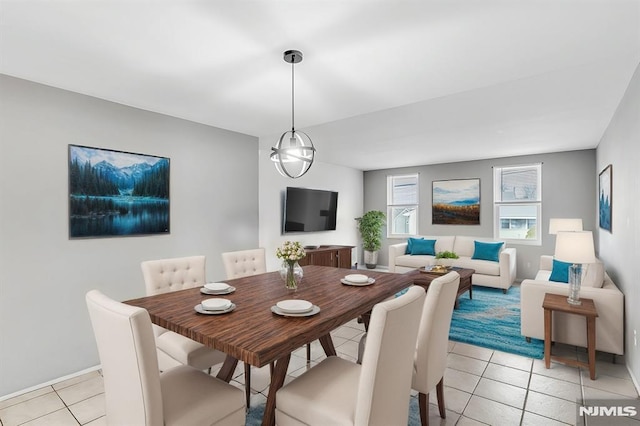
[436,377,446,419]
[418,392,429,426]
[244,363,251,410]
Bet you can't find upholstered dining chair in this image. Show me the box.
[275,285,426,426]
[85,290,245,425]
[412,271,460,426]
[141,256,227,373]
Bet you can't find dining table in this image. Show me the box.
[124,265,415,426]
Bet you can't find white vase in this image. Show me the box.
[364,250,378,269]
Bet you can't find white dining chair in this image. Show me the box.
[275,285,426,426]
[412,271,460,426]
[85,290,245,425]
[141,256,227,373]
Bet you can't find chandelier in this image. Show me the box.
[270,50,316,178]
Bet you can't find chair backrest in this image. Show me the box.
[355,286,426,426]
[413,271,460,393]
[141,255,206,295]
[221,248,267,279]
[86,290,163,426]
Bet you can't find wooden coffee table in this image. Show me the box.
[409,267,475,309]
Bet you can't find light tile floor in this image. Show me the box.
[1,318,638,426]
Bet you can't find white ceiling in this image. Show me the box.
[2,1,639,170]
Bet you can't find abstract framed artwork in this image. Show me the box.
[68,145,170,238]
[432,178,480,225]
[598,164,612,232]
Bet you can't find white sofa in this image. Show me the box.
[520,255,624,355]
[388,235,517,291]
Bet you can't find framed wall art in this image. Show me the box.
[598,164,612,232]
[68,145,170,238]
[432,178,480,225]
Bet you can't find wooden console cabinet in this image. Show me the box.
[298,245,354,269]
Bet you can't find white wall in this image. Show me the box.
[0,75,259,396]
[258,136,363,271]
[595,63,640,387]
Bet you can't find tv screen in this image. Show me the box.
[284,187,338,233]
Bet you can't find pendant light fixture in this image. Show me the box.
[270,49,316,178]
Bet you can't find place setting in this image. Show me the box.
[200,282,236,295]
[194,298,236,315]
[340,273,375,286]
[271,299,320,317]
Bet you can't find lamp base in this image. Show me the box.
[567,263,582,306]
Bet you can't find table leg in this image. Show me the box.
[587,316,597,380]
[544,308,552,369]
[319,333,337,357]
[216,355,239,382]
[262,353,291,426]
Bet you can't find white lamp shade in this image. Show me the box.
[549,218,583,234]
[554,231,596,264]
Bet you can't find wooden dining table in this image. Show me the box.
[124,265,415,426]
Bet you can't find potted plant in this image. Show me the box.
[356,210,386,269]
[434,250,459,267]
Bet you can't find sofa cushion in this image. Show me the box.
[410,239,436,255]
[471,241,504,262]
[395,254,433,269]
[549,259,572,283]
[454,257,501,276]
[405,237,423,254]
[581,261,605,288]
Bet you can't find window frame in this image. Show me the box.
[493,163,542,246]
[386,173,419,238]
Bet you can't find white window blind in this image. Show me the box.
[387,174,419,237]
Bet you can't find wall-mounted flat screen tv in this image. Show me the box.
[284,187,338,233]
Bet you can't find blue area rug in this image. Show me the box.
[449,285,544,359]
[246,395,424,425]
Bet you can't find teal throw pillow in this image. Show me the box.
[405,237,424,254]
[549,259,573,283]
[410,239,436,256]
[471,241,504,262]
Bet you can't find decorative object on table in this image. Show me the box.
[356,210,386,269]
[68,145,169,238]
[276,241,306,290]
[270,50,316,179]
[432,178,480,225]
[554,231,596,306]
[434,250,459,267]
[449,286,544,359]
[598,164,612,232]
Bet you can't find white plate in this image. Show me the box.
[271,305,320,317]
[341,277,376,286]
[344,274,369,283]
[194,303,236,315]
[276,299,313,314]
[205,282,231,291]
[201,298,232,311]
[200,286,236,295]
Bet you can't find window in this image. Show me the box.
[493,164,542,245]
[387,174,418,237]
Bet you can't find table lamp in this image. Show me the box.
[554,231,596,305]
[549,218,583,234]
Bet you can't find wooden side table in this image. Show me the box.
[542,293,598,380]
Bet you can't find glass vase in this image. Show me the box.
[280,261,303,291]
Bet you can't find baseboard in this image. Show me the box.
[0,364,101,402]
[628,363,640,396]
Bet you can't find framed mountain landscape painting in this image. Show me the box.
[599,164,612,232]
[432,178,480,225]
[68,145,170,238]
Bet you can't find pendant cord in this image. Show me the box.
[291,58,295,132]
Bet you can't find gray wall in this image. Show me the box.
[364,149,597,281]
[0,75,259,396]
[595,63,640,387]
